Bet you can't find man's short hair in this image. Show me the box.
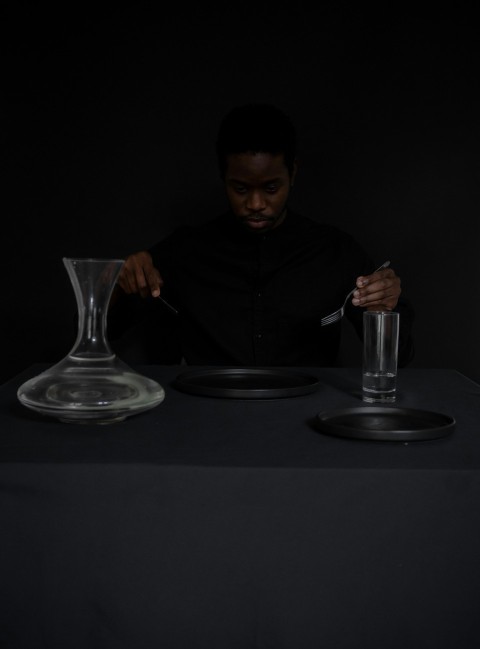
[216,103,297,178]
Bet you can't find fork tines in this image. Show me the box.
[320,312,342,326]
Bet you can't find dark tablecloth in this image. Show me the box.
[1,365,480,648]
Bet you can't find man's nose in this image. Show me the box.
[246,190,266,211]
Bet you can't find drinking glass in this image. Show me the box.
[362,311,399,403]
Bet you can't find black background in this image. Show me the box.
[3,6,479,384]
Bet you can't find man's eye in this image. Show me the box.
[265,185,279,193]
[233,186,247,194]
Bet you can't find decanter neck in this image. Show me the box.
[64,258,125,359]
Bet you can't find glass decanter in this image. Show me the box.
[17,258,165,424]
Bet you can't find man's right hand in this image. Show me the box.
[117,251,163,298]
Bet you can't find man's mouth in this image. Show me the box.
[244,215,274,228]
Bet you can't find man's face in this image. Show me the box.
[224,152,296,233]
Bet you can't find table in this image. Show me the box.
[1,365,480,648]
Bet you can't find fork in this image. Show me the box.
[159,296,179,315]
[320,260,391,326]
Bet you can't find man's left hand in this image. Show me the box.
[352,266,401,311]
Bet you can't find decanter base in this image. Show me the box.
[58,414,128,424]
[18,365,165,424]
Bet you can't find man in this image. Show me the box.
[109,103,414,367]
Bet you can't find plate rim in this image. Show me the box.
[172,367,320,399]
[315,405,456,441]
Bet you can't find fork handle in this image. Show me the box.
[349,261,390,300]
[345,261,390,305]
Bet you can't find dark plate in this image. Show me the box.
[172,368,320,399]
[315,406,455,441]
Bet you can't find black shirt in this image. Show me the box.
[110,211,414,367]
